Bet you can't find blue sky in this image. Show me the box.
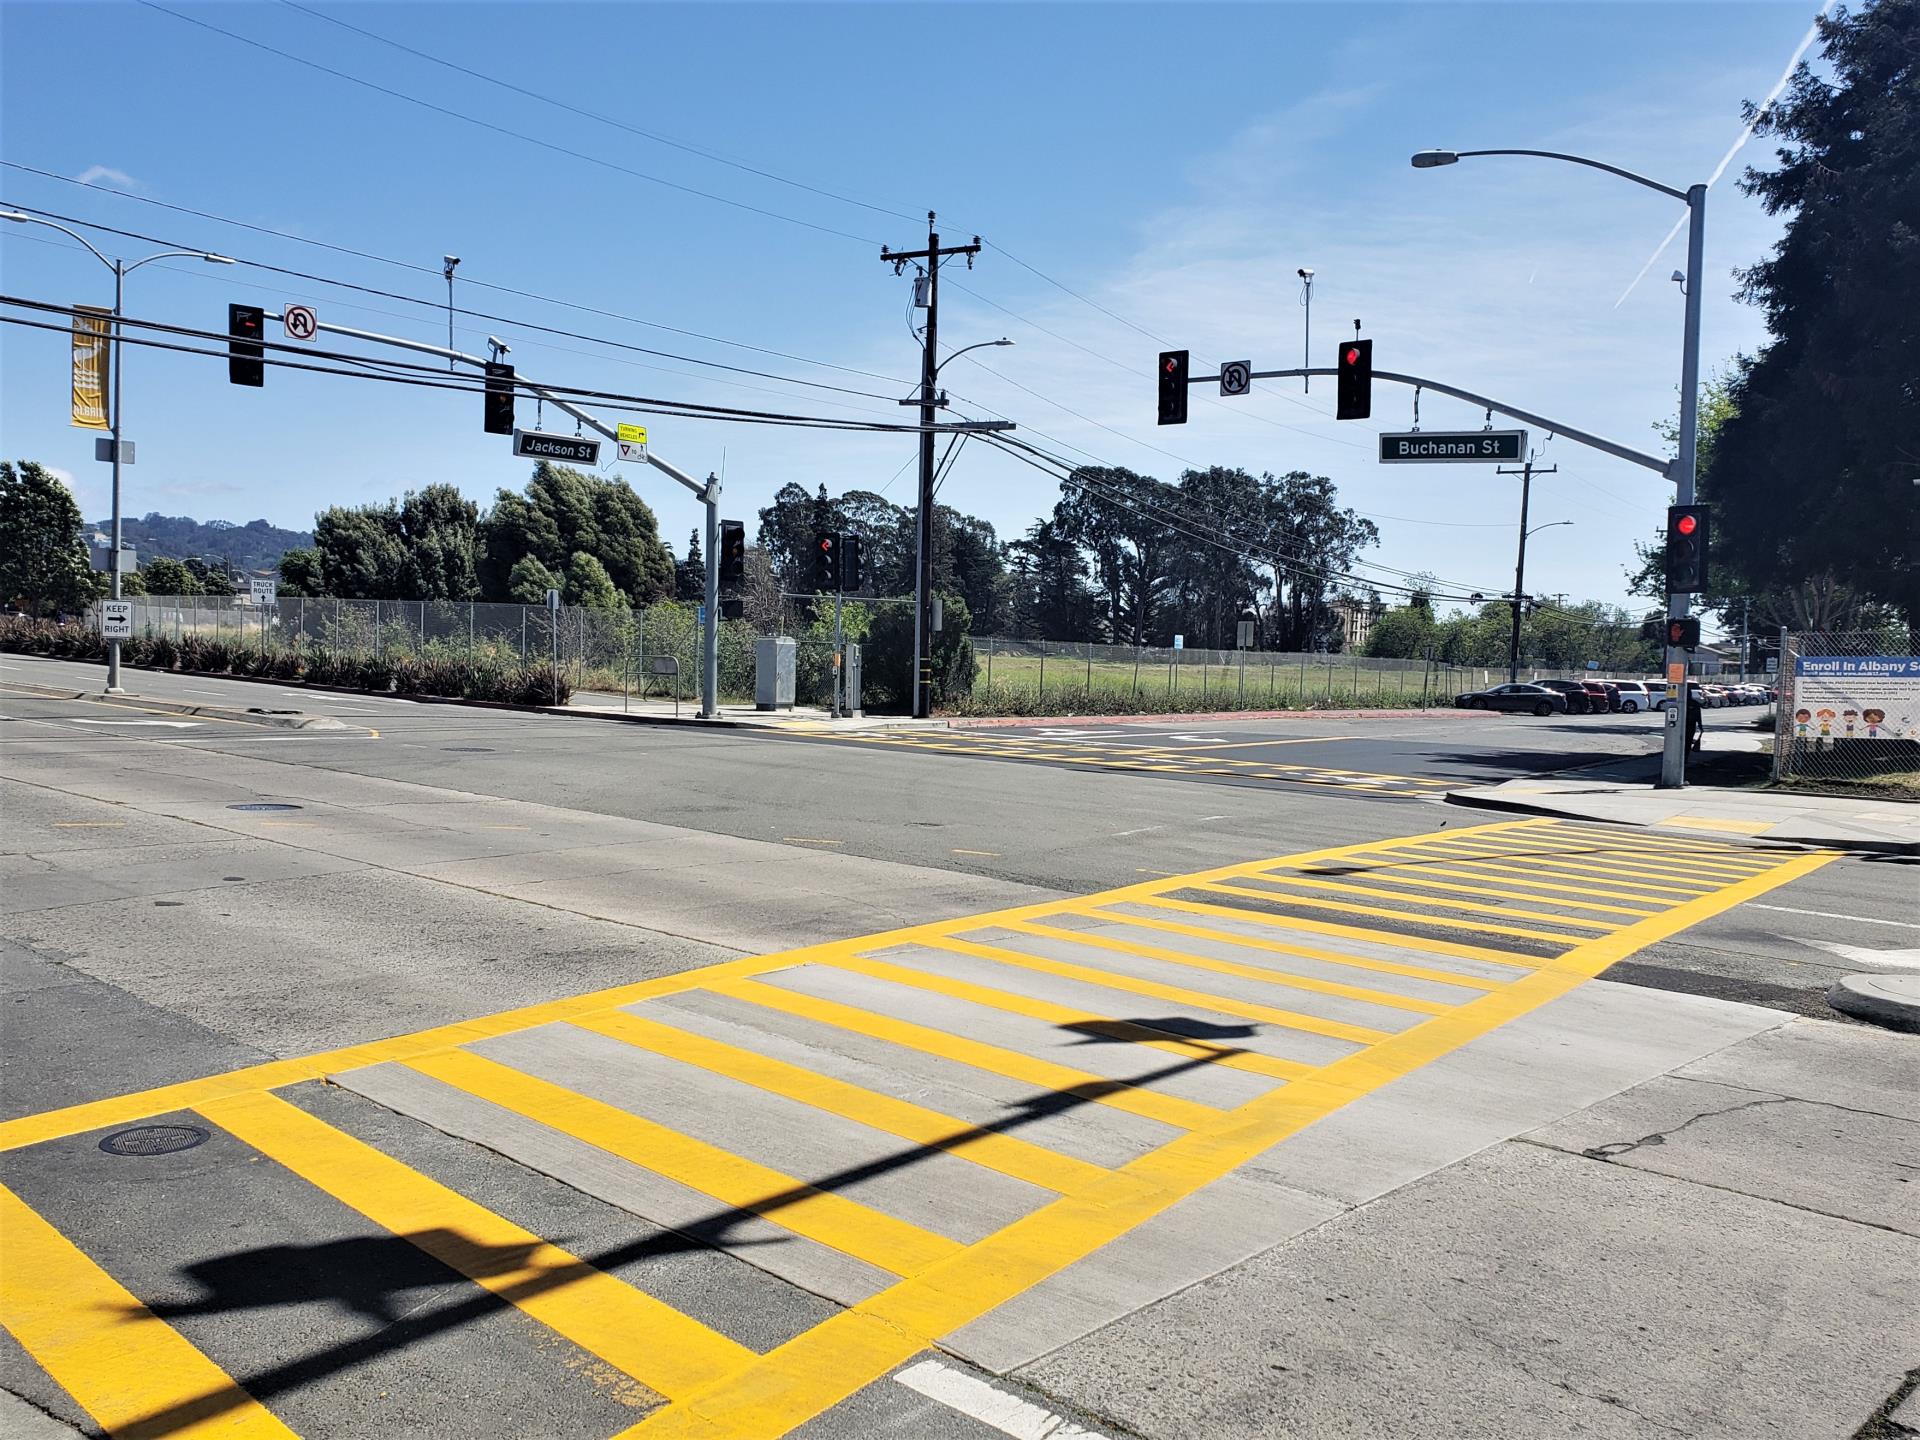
[0,1,1823,631]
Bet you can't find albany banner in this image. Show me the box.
[71,304,111,430]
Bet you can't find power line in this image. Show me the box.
[276,0,925,227]
[136,1,885,246]
[0,199,914,400]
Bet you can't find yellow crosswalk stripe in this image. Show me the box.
[1307,860,1666,915]
[1197,881,1591,946]
[923,934,1391,1045]
[1244,872,1618,930]
[1437,833,1767,877]
[1415,854,1720,901]
[1082,905,1510,992]
[1533,823,1780,864]
[0,1181,299,1439]
[818,953,1312,1082]
[403,1049,961,1277]
[711,976,1225,1131]
[1411,844,1719,893]
[198,1089,753,1401]
[1141,895,1541,967]
[572,1010,1109,1194]
[1004,918,1458,1015]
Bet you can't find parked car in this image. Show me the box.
[1455,683,1569,717]
[1652,684,1710,712]
[1584,681,1621,712]
[1609,680,1651,713]
[1537,680,1595,714]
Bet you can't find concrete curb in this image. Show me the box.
[1442,786,1920,857]
[1826,974,1920,1034]
[0,679,344,730]
[950,706,1482,729]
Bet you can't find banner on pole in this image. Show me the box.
[71,304,111,430]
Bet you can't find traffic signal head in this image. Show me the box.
[1335,338,1371,420]
[718,520,746,587]
[483,361,515,436]
[1157,350,1189,426]
[813,532,840,591]
[841,533,862,592]
[227,303,264,387]
[1664,504,1710,593]
[1664,616,1701,650]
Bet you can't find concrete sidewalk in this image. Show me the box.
[1449,733,1920,853]
[561,691,944,732]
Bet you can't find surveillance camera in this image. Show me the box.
[1297,267,1314,279]
[487,335,509,353]
[444,255,460,266]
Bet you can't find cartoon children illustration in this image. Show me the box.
[1816,708,1837,736]
[1842,709,1859,736]
[1794,707,1812,737]
[1862,708,1886,738]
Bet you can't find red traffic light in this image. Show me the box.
[1675,513,1697,536]
[1343,346,1360,365]
[819,537,834,552]
[1163,356,1178,374]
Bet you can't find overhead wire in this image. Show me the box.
[135,1,885,245]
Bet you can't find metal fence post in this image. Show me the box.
[1038,645,1046,707]
[1085,641,1092,692]
[986,635,993,689]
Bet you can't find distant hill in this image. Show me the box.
[88,513,314,577]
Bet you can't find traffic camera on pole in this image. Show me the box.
[718,520,746,587]
[1336,336,1372,419]
[1157,350,1189,426]
[227,304,264,387]
[1665,504,1710,593]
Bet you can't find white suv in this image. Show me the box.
[1609,680,1652,712]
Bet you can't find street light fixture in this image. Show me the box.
[898,339,1013,408]
[2,210,234,691]
[1412,146,1705,786]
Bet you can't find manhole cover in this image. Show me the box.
[99,1124,210,1157]
[442,746,494,753]
[227,802,302,812]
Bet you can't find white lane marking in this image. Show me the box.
[894,1360,1107,1439]
[1753,904,1920,931]
[1111,825,1165,838]
[68,718,200,728]
[1795,939,1920,971]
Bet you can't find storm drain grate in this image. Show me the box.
[100,1124,211,1157]
[227,802,303,812]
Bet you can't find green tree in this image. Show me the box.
[1363,604,1439,659]
[396,484,480,600]
[277,547,322,597]
[674,528,706,602]
[314,504,409,598]
[183,557,236,596]
[506,554,562,605]
[140,556,197,596]
[479,463,672,605]
[564,551,624,609]
[1705,0,1920,629]
[0,461,105,617]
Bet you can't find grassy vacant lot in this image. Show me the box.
[972,650,1455,711]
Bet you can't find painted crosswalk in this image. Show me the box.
[781,726,1457,795]
[0,819,1834,1439]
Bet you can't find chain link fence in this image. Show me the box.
[1772,629,1920,795]
[121,595,855,707]
[973,636,1609,710]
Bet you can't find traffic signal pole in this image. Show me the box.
[279,311,724,718]
[1659,184,1709,789]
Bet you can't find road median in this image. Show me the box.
[0,679,350,730]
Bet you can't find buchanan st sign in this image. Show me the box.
[513,429,602,465]
[1379,429,1526,464]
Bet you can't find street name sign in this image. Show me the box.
[1379,430,1526,464]
[513,429,602,465]
[100,600,133,639]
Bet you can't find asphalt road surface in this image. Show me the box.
[3,656,1914,1440]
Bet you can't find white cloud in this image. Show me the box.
[73,165,139,191]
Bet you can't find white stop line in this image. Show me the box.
[895,1360,1108,1438]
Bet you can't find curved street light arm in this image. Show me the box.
[1450,149,1688,201]
[1,211,114,270]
